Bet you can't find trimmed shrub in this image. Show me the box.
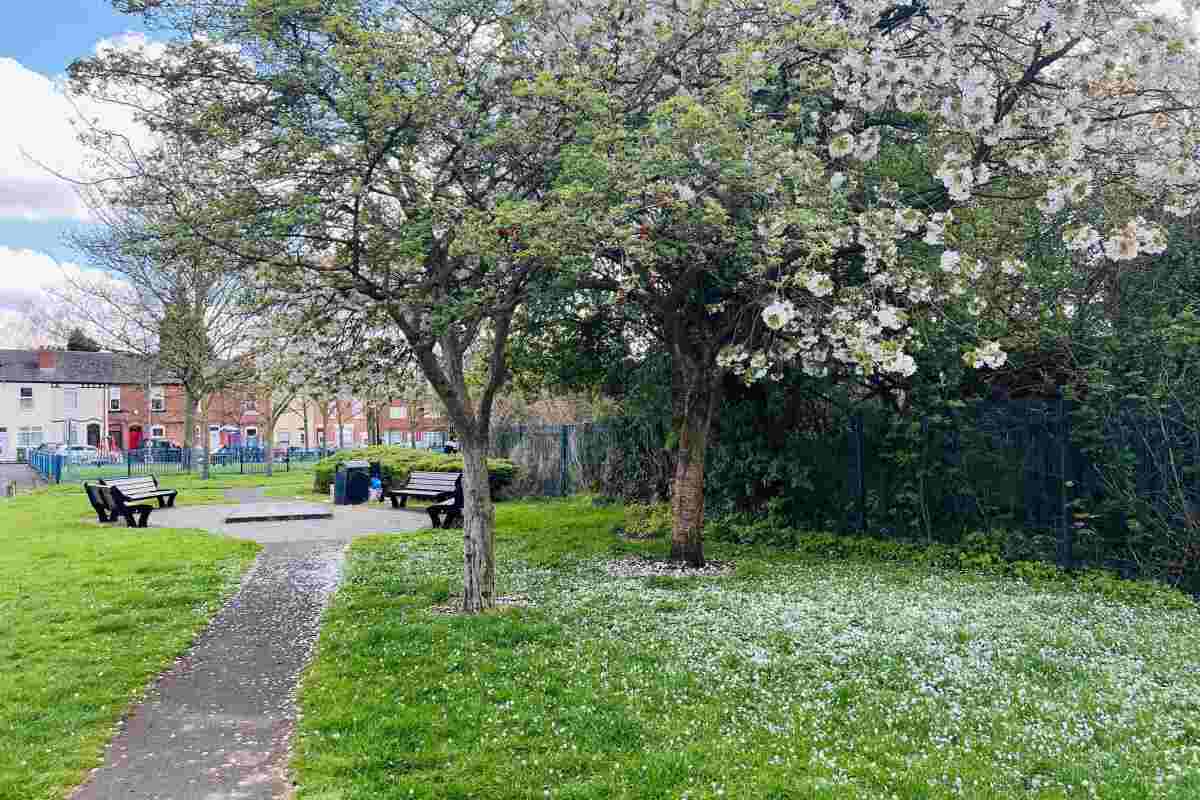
[313,446,517,497]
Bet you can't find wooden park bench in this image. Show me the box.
[83,481,155,528]
[384,471,463,529]
[99,476,178,509]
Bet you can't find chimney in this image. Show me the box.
[37,349,55,372]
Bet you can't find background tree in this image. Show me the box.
[65,328,102,352]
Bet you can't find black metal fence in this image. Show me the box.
[491,401,1199,577]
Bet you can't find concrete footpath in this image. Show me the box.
[71,499,427,800]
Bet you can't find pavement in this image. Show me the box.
[70,492,429,800]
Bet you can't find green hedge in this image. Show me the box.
[312,446,518,497]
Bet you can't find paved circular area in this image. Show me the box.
[149,501,428,543]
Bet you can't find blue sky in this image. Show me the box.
[1,2,148,76]
[0,2,152,346]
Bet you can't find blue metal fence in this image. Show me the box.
[37,447,335,484]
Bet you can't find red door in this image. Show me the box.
[128,426,143,449]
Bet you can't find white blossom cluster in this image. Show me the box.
[739,0,1200,383]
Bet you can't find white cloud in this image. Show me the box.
[0,247,135,350]
[0,247,92,311]
[0,34,162,222]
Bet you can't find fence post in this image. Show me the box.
[1057,397,1074,570]
[848,412,866,533]
[558,425,571,497]
[127,448,132,478]
[53,454,63,484]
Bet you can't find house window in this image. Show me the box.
[151,386,165,412]
[242,399,257,412]
[245,427,258,440]
[19,387,33,411]
[297,431,306,445]
[50,383,61,388]
[64,389,79,412]
[389,406,405,420]
[151,426,165,438]
[17,426,43,446]
[110,386,121,412]
[278,431,290,446]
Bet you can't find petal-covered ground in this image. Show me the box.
[294,499,1200,800]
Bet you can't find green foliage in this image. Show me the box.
[705,517,1196,610]
[311,446,518,496]
[622,501,672,539]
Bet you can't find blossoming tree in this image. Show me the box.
[526,0,1200,564]
[74,0,1200,583]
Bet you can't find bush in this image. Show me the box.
[622,501,672,539]
[312,446,518,497]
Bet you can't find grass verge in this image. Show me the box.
[294,497,1200,799]
[0,488,259,800]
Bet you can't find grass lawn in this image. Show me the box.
[39,468,320,507]
[0,488,259,800]
[294,498,1200,800]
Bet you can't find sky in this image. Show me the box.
[0,2,151,348]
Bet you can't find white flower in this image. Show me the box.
[1065,226,1101,253]
[1000,258,1026,277]
[964,341,1008,369]
[674,182,697,203]
[895,207,926,233]
[940,250,962,273]
[855,128,881,161]
[761,300,797,331]
[830,172,846,191]
[924,212,951,245]
[874,306,906,330]
[829,133,854,159]
[882,351,917,376]
[802,272,835,297]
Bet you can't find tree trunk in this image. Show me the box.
[200,397,211,480]
[669,374,721,567]
[460,435,496,613]
[265,409,275,477]
[183,389,196,450]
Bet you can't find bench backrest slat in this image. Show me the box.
[104,476,159,491]
[402,471,462,504]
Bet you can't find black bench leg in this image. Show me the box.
[427,507,442,529]
[95,509,110,523]
[399,495,408,508]
[446,509,463,528]
[390,495,400,509]
[137,508,152,528]
[157,497,167,508]
[120,511,137,528]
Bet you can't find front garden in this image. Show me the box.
[293,498,1200,800]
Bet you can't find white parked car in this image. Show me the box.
[64,444,101,464]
